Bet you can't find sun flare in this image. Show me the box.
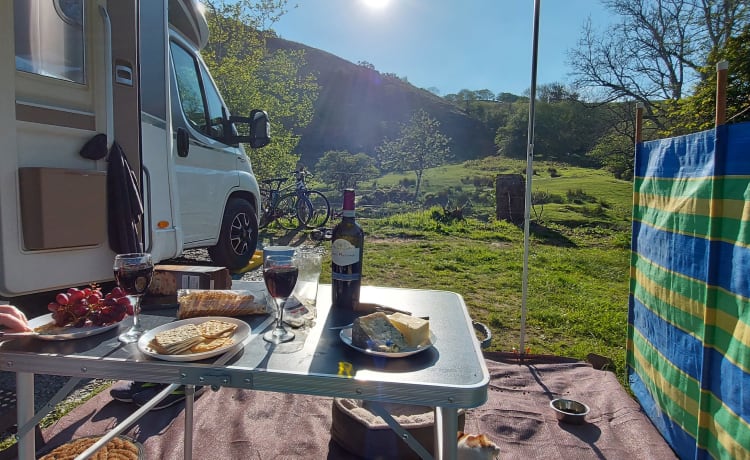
[361,0,391,10]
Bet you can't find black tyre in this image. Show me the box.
[208,198,258,270]
[276,193,302,230]
[301,190,330,229]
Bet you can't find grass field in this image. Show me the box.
[307,158,634,385]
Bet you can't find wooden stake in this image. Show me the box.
[635,102,644,143]
[715,60,729,127]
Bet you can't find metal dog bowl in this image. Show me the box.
[550,398,589,424]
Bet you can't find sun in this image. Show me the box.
[361,0,391,9]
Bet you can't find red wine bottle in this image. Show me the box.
[331,189,364,309]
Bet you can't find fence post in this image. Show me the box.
[715,60,729,127]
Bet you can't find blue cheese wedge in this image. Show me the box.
[388,312,429,347]
[352,312,408,352]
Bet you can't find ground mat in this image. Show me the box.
[41,353,677,459]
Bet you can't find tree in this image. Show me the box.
[376,109,452,200]
[569,0,748,130]
[586,101,641,179]
[314,150,380,190]
[201,1,319,179]
[665,24,750,135]
[588,130,636,180]
[495,96,608,163]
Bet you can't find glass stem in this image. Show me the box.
[131,295,142,328]
[275,298,285,330]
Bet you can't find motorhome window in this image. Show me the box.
[170,42,214,138]
[199,64,227,140]
[14,0,86,84]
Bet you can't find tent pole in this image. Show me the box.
[520,0,540,355]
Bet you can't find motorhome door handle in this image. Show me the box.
[115,61,133,86]
[176,127,189,157]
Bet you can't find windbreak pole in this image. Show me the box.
[519,0,540,354]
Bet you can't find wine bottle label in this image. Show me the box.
[331,239,360,266]
[331,272,361,281]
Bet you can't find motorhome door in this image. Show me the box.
[0,0,140,296]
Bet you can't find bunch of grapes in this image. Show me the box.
[47,286,133,327]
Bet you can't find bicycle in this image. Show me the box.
[258,170,331,230]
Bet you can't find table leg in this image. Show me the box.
[434,407,458,460]
[16,372,35,460]
[184,385,194,460]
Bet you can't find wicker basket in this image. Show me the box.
[331,398,465,459]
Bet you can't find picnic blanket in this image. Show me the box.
[41,353,676,459]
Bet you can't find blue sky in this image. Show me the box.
[271,0,615,96]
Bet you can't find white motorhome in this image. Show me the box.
[0,0,268,297]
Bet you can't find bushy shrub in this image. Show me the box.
[532,190,564,204]
[398,178,416,188]
[359,186,415,206]
[566,188,596,204]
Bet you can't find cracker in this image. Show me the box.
[197,319,238,338]
[153,323,202,352]
[190,337,234,353]
[165,336,205,354]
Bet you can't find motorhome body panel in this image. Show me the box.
[0,1,116,296]
[1,0,261,297]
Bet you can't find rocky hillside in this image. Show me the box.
[265,36,496,166]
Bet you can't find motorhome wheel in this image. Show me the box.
[208,198,258,270]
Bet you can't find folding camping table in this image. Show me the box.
[1,283,489,459]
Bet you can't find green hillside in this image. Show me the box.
[270,159,635,385]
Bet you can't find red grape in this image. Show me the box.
[55,293,70,305]
[48,286,133,327]
[116,297,130,306]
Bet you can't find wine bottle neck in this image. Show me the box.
[342,209,355,218]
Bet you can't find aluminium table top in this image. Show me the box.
[0,284,489,408]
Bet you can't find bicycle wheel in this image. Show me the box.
[301,190,330,229]
[276,193,302,230]
[258,191,272,229]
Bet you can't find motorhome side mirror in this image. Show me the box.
[226,110,271,149]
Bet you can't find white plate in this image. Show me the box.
[138,317,250,362]
[339,327,435,358]
[28,313,121,341]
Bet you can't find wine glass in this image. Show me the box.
[263,255,298,344]
[113,253,154,343]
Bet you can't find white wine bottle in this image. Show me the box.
[331,189,364,309]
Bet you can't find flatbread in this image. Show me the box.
[177,290,268,318]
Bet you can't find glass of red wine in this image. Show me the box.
[263,255,298,344]
[113,252,154,343]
